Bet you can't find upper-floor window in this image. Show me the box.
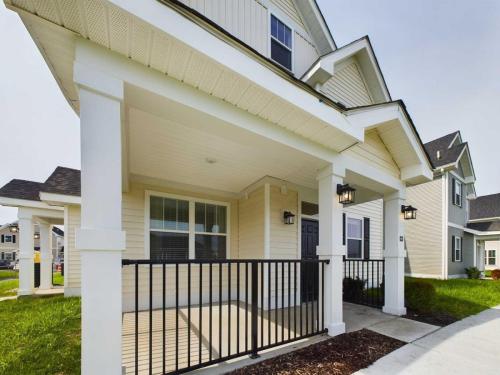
[2,235,13,243]
[453,179,462,207]
[270,15,292,71]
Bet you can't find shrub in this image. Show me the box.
[465,267,481,279]
[343,277,365,301]
[405,279,436,313]
[491,269,500,280]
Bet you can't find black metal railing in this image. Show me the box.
[343,257,384,308]
[122,258,329,375]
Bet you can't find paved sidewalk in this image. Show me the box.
[356,306,500,375]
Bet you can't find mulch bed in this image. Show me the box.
[228,329,404,375]
[404,309,458,327]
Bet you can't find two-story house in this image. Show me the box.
[0,220,64,265]
[3,0,434,373]
[405,131,477,279]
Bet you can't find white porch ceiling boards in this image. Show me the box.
[7,0,359,153]
[127,106,327,193]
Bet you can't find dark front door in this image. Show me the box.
[301,219,319,302]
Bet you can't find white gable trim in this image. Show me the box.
[301,37,390,103]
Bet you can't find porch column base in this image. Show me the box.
[382,306,407,316]
[327,322,346,337]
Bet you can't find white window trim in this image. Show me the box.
[454,236,462,262]
[268,12,294,72]
[144,190,231,261]
[346,213,364,260]
[454,179,462,207]
[486,249,496,266]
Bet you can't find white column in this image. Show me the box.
[75,67,125,375]
[383,190,407,315]
[18,211,34,296]
[317,164,346,336]
[39,223,53,290]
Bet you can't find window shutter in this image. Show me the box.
[459,237,463,262]
[342,213,346,246]
[363,217,370,259]
[12,235,16,244]
[451,236,456,262]
[1,235,3,243]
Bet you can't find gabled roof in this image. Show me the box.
[41,166,81,197]
[301,36,391,103]
[467,221,500,232]
[0,179,42,202]
[469,193,500,221]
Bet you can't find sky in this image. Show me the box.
[0,1,499,224]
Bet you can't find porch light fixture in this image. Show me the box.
[337,184,356,205]
[34,233,40,240]
[401,205,417,220]
[9,224,19,233]
[283,211,295,225]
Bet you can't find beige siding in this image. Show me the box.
[405,178,444,277]
[344,129,400,178]
[238,186,264,259]
[320,61,373,107]
[294,31,319,78]
[178,0,269,56]
[66,205,81,290]
[270,0,305,28]
[344,199,383,259]
[269,185,298,259]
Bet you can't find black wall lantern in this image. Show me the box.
[337,184,356,205]
[9,224,19,233]
[283,211,295,225]
[401,205,417,220]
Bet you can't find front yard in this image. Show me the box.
[0,296,80,375]
[0,270,64,298]
[1,277,499,374]
[405,277,500,325]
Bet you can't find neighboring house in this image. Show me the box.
[405,131,478,279]
[0,220,64,264]
[3,1,435,374]
[468,194,500,271]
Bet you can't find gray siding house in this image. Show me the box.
[405,131,478,278]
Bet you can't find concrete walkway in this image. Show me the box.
[357,305,500,375]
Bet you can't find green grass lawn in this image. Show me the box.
[484,270,492,278]
[0,296,81,375]
[0,279,19,298]
[0,270,18,281]
[406,277,500,319]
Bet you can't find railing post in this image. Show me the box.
[250,261,260,359]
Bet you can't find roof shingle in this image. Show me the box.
[469,193,500,220]
[423,131,465,168]
[41,166,81,197]
[0,179,43,201]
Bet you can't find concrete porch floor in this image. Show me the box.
[122,302,439,374]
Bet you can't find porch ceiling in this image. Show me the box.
[126,88,329,193]
[6,0,360,153]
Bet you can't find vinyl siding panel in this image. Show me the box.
[448,172,468,226]
[270,0,305,28]
[294,31,319,78]
[485,240,500,270]
[344,129,400,178]
[448,228,474,277]
[320,62,373,108]
[178,0,269,56]
[405,178,443,277]
[238,186,264,259]
[66,205,81,290]
[269,185,298,259]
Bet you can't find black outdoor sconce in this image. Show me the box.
[283,211,295,225]
[401,205,417,220]
[9,224,19,233]
[337,184,356,204]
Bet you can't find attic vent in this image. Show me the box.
[437,150,441,160]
